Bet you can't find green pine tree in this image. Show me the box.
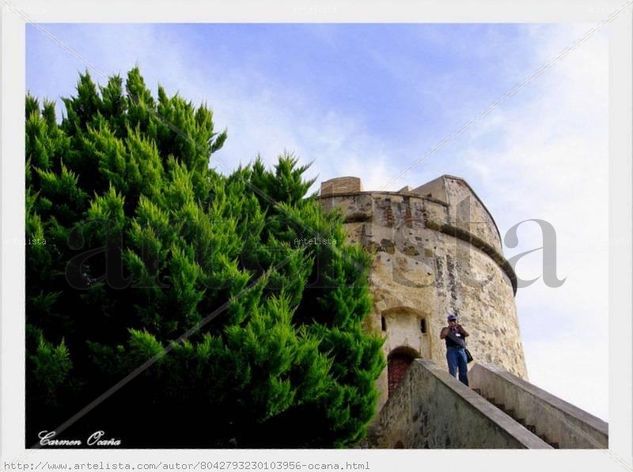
[25,68,384,448]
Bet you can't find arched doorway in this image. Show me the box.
[387,346,419,397]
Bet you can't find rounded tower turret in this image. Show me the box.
[319,175,527,409]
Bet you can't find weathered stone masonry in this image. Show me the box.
[318,175,528,410]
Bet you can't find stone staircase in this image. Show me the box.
[472,388,560,448]
[364,360,608,449]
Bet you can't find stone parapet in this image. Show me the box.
[320,176,363,195]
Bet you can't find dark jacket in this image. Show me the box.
[440,325,469,349]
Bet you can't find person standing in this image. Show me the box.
[440,313,470,386]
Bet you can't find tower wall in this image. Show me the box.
[319,176,528,410]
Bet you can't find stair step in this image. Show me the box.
[479,395,560,449]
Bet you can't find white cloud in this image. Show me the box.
[527,335,608,418]
[454,24,609,419]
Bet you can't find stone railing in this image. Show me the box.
[364,359,551,448]
[469,363,608,449]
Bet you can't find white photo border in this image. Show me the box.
[1,0,631,470]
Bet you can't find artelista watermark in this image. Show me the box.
[504,218,566,289]
[375,217,566,290]
[27,208,566,291]
[293,236,336,248]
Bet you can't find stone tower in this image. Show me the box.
[318,175,528,409]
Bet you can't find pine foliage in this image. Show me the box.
[25,68,384,448]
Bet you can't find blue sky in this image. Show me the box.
[26,23,609,420]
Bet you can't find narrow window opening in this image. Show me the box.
[381,316,387,331]
[420,318,427,334]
